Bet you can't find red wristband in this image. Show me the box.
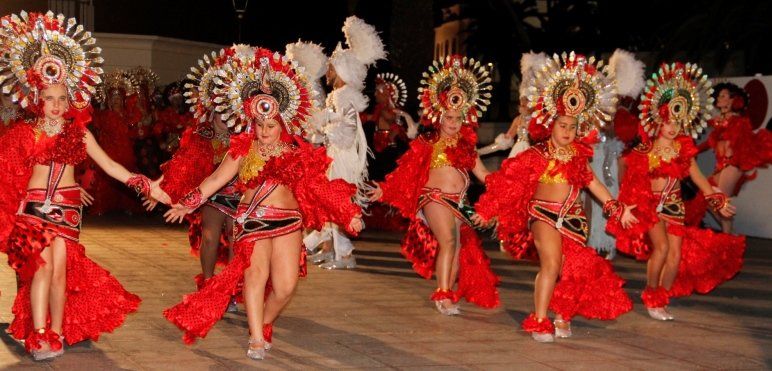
[705,192,728,212]
[179,188,205,209]
[125,174,151,198]
[603,199,624,221]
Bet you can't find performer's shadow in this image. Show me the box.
[196,315,439,368]
[0,323,132,369]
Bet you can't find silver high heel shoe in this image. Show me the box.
[647,307,675,321]
[531,332,555,343]
[246,338,267,360]
[553,319,572,338]
[434,300,460,316]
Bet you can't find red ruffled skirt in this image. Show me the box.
[524,199,632,322]
[668,227,745,298]
[2,188,140,349]
[164,205,307,344]
[402,187,500,308]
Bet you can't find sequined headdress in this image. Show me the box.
[527,51,617,137]
[96,69,137,103]
[418,54,493,126]
[129,66,158,95]
[0,11,103,110]
[375,72,407,108]
[213,47,314,136]
[639,62,714,138]
[183,47,243,123]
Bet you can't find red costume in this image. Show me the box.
[85,71,144,215]
[608,136,745,302]
[475,52,632,335]
[377,55,500,309]
[0,118,141,352]
[163,47,361,346]
[476,141,632,323]
[379,126,500,308]
[0,12,148,355]
[607,62,745,306]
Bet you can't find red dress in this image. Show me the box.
[0,118,141,352]
[84,105,143,215]
[378,126,500,308]
[475,141,632,324]
[160,123,235,269]
[702,115,772,193]
[608,136,745,304]
[163,139,361,344]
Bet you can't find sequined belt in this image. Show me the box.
[527,186,588,245]
[18,186,82,241]
[206,177,240,218]
[653,187,684,227]
[234,205,302,243]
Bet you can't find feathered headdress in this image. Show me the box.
[285,40,327,106]
[609,49,645,98]
[527,51,617,137]
[0,10,103,110]
[519,52,547,99]
[639,62,714,138]
[213,47,314,136]
[328,16,386,90]
[418,54,493,126]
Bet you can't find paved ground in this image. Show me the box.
[0,214,769,370]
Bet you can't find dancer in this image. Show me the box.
[608,62,744,320]
[696,82,772,232]
[474,52,635,342]
[159,47,250,312]
[162,48,363,360]
[0,11,166,360]
[303,16,386,269]
[369,54,500,315]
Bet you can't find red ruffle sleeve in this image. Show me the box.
[606,149,659,260]
[474,148,543,259]
[261,141,361,235]
[378,137,433,219]
[0,121,35,245]
[160,126,216,203]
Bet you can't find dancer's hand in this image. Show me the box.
[150,175,171,205]
[80,188,94,206]
[719,200,736,218]
[142,197,158,211]
[164,204,192,223]
[621,204,638,229]
[367,182,383,202]
[348,215,364,233]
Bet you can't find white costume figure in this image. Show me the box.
[301,16,386,269]
[588,49,645,258]
[478,52,546,157]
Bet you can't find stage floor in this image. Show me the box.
[1,214,769,370]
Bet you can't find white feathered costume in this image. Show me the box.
[298,16,386,264]
[478,52,547,157]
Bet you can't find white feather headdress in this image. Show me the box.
[329,16,386,89]
[609,49,645,98]
[286,40,328,106]
[519,52,548,98]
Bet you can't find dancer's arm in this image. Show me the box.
[689,159,736,217]
[586,164,638,228]
[164,154,241,223]
[471,156,491,182]
[84,129,168,204]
